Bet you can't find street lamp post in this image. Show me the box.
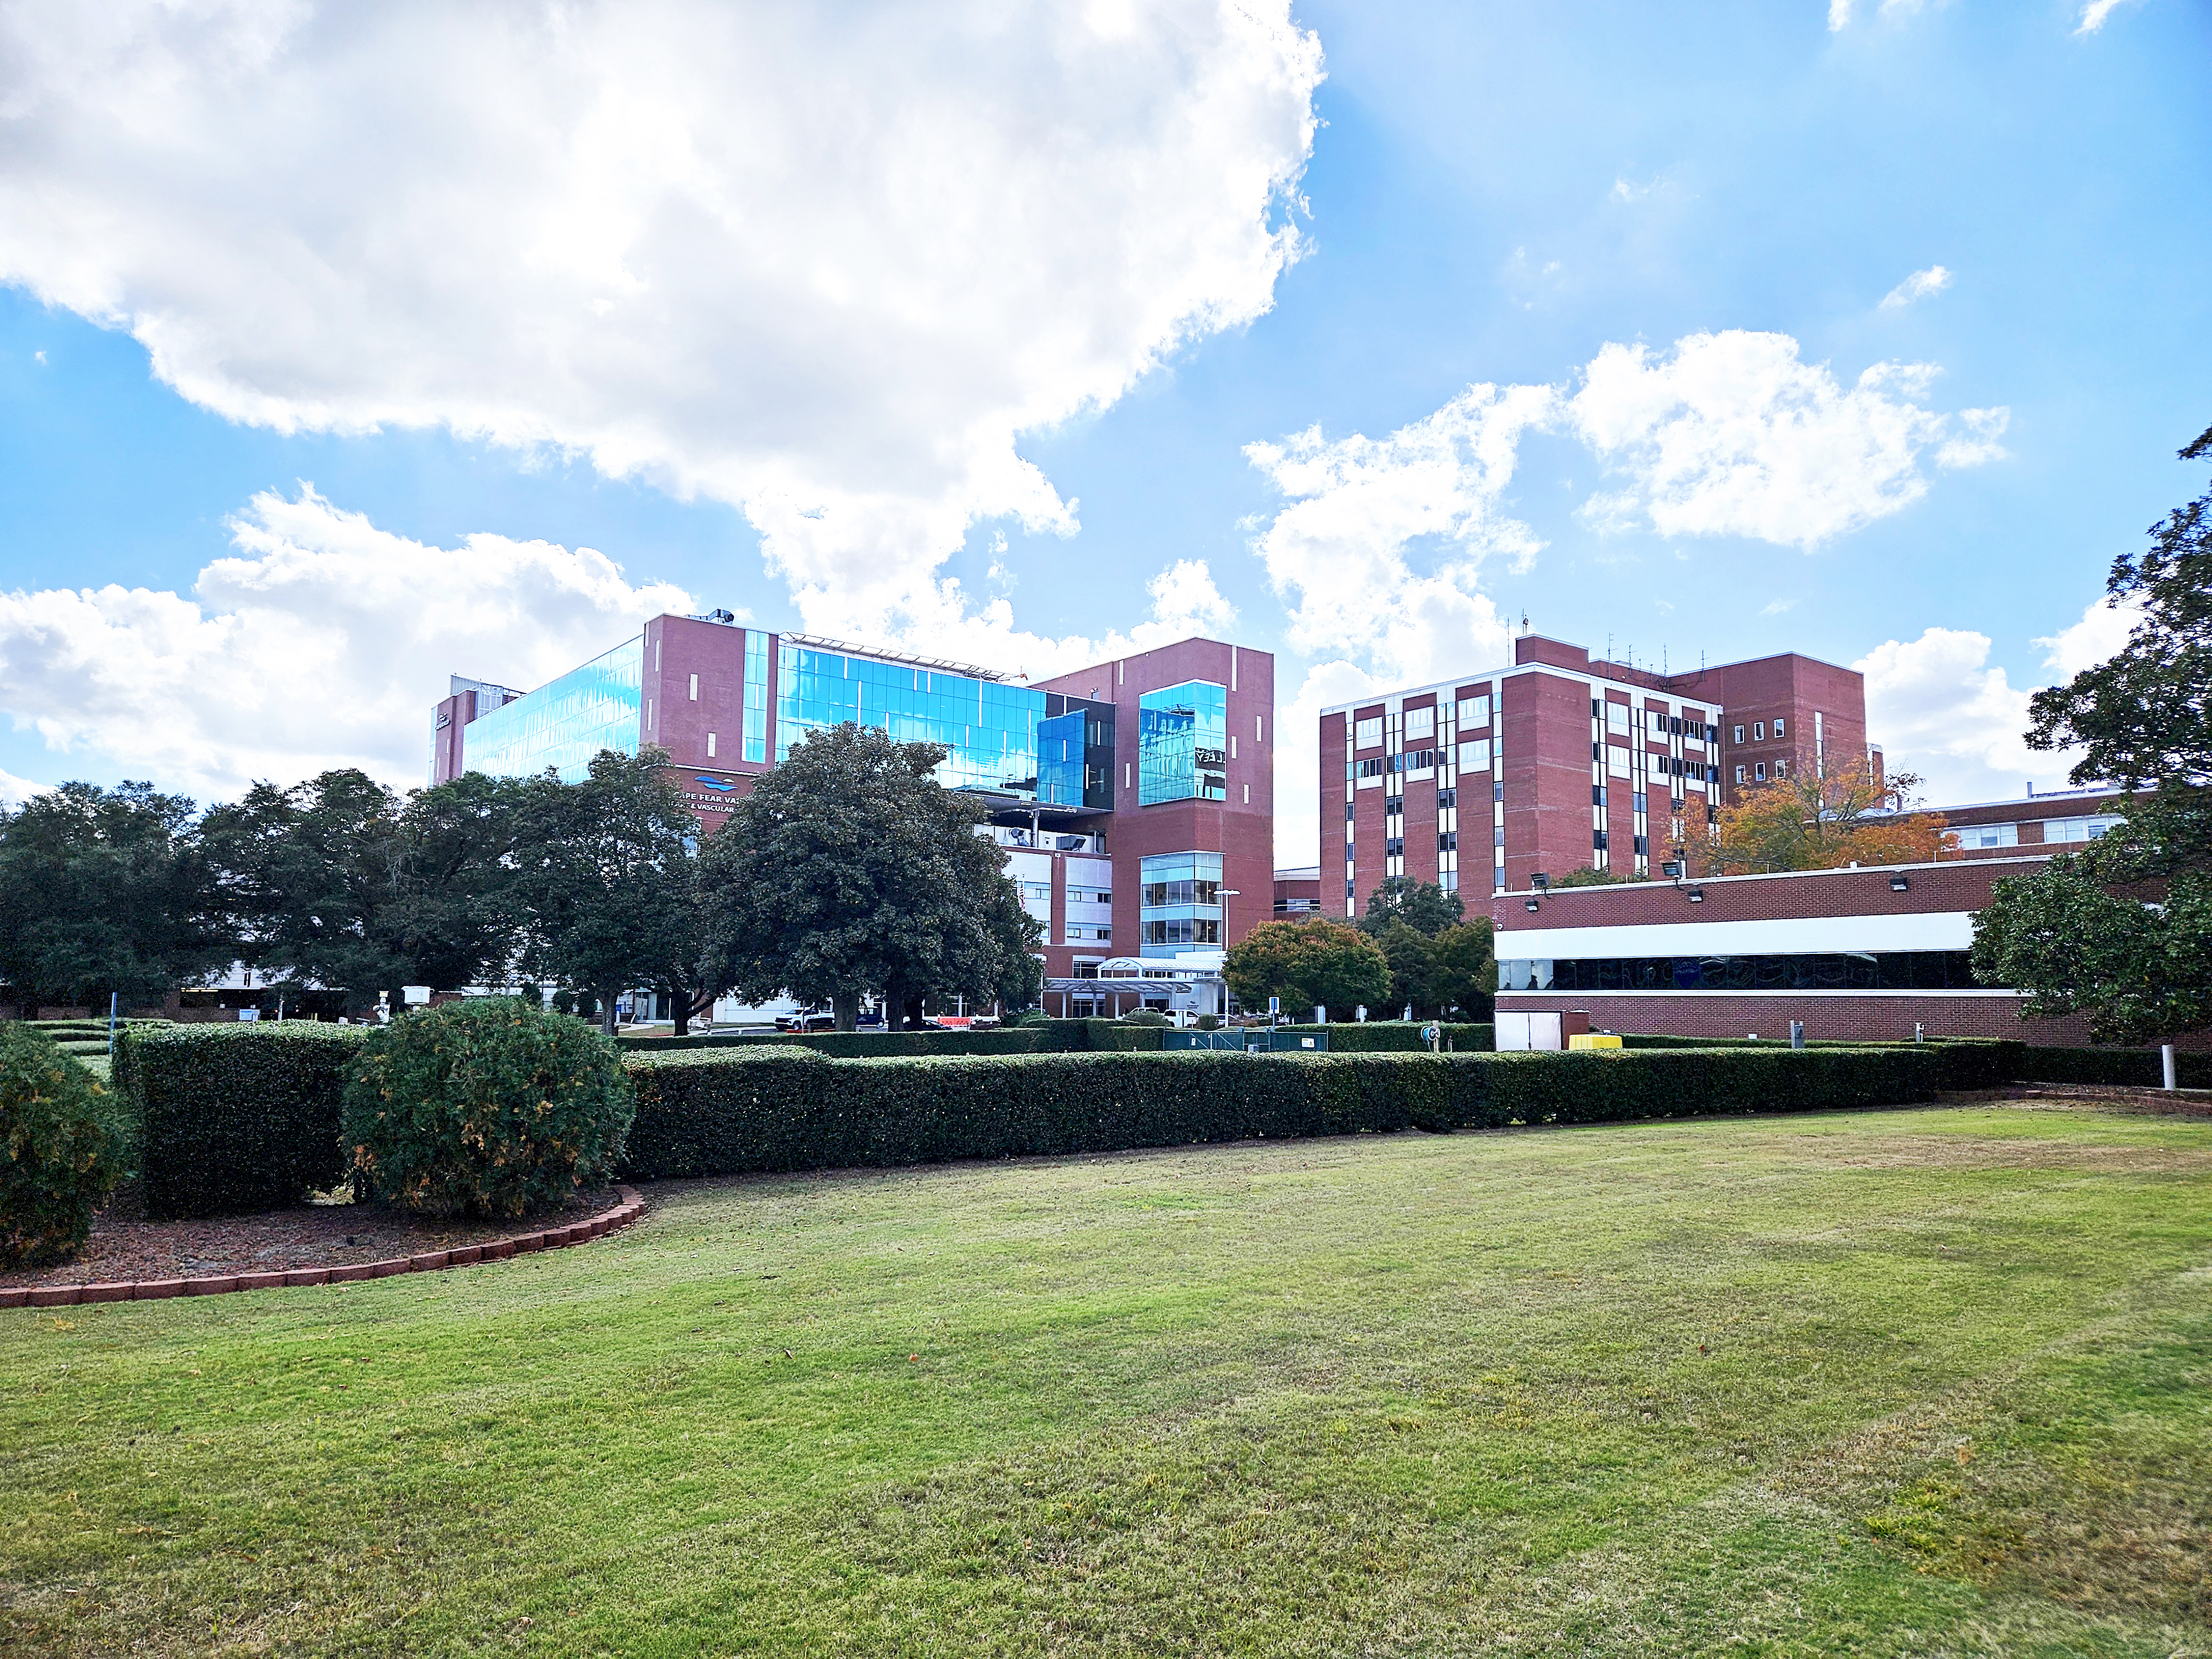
[1215,888,1240,1022]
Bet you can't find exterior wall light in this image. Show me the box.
[1685,887,1705,902]
[1524,897,1541,912]
[1890,874,1911,892]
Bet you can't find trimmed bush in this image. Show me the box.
[1308,1022,1494,1052]
[619,1026,1064,1057]
[2018,1045,2212,1088]
[0,1025,128,1266]
[622,1044,1939,1181]
[345,999,635,1219]
[118,1022,365,1220]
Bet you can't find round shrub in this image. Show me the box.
[1,1024,127,1267]
[343,997,634,1220]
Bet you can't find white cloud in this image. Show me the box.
[1245,384,1550,692]
[2035,589,2144,679]
[0,488,693,800]
[2076,0,2137,34]
[0,767,47,807]
[0,0,1323,641]
[1244,386,1549,865]
[1828,0,1854,29]
[1759,597,1796,616]
[1880,264,1953,309]
[1567,331,2007,548]
[1855,628,2079,805]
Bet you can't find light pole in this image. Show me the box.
[1215,888,1240,1023]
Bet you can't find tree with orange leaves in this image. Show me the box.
[1696,756,1949,876]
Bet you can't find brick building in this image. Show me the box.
[432,615,1274,997]
[1490,784,2142,1047]
[1320,633,1875,917]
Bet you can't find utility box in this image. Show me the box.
[1567,1033,1623,1051]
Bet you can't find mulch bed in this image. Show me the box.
[0,1187,624,1290]
[1952,1083,2212,1119]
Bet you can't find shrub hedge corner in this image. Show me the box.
[119,1022,366,1220]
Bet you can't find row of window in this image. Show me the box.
[1499,950,1992,993]
[1599,702,1718,743]
[1353,694,1493,752]
[1731,718,1786,744]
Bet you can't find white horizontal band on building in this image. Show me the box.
[1500,910,1976,959]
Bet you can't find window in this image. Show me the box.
[1648,710,1667,735]
[1385,837,1405,856]
[1633,791,1647,813]
[1606,703,1629,732]
[1456,695,1490,726]
[2043,815,2124,843]
[1494,826,1506,847]
[1773,717,1786,738]
[1593,785,1607,806]
[1437,787,1457,808]
[1593,830,1609,851]
[1438,831,1457,852]
[1457,738,1493,771]
[1607,746,1631,779]
[1406,706,1434,740]
[706,732,717,757]
[742,629,770,762]
[1953,822,2018,849]
[1346,801,1357,820]
[1136,680,1228,805]
[1243,782,1250,805]
[1754,762,1767,781]
[1494,780,1505,801]
[1773,758,1787,778]
[1733,724,1745,744]
[1734,765,1746,784]
[1499,950,1992,994]
[1257,715,1264,743]
[1354,716,1384,749]
[688,673,700,701]
[1752,721,1765,740]
[1633,834,1648,855]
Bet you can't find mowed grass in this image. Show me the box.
[4,1105,2210,1657]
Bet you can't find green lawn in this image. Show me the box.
[4,1104,2209,1657]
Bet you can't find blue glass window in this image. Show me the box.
[774,644,1049,798]
[1137,680,1227,805]
[742,630,770,764]
[462,638,642,783]
[1138,851,1223,957]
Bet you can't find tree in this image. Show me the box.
[1223,920,1390,1019]
[509,749,716,1036]
[1374,921,1437,1016]
[1430,919,1496,1020]
[202,768,524,1013]
[1551,865,1630,888]
[698,724,1036,1030]
[1357,876,1464,937]
[2026,425,2212,787]
[1704,757,1947,875]
[0,782,231,1011]
[1970,791,2212,1044]
[1974,425,2212,1041]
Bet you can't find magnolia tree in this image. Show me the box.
[1974,424,2212,1043]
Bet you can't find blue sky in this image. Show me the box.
[0,0,2204,862]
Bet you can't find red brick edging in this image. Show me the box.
[0,1185,645,1310]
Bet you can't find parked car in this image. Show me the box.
[774,1010,839,1033]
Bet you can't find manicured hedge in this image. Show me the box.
[116,1023,366,1219]
[1303,1022,1495,1052]
[621,1045,1939,1180]
[2017,1045,2212,1088]
[618,1027,1063,1057]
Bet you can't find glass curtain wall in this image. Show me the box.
[462,637,643,783]
[1139,851,1223,955]
[775,644,1049,796]
[742,631,770,763]
[1136,680,1228,805]
[1498,951,1991,992]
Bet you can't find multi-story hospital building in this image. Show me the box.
[431,613,1273,1005]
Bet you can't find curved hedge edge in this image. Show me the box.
[0,1185,644,1311]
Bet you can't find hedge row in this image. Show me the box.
[617,1019,1498,1056]
[2017,1045,2212,1088]
[116,1023,367,1219]
[620,1046,1938,1180]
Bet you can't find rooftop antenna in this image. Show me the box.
[1662,646,1669,676]
[1520,609,1530,637]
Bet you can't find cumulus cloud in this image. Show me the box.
[2076,0,2137,33]
[1880,265,1953,309]
[1243,386,1547,864]
[1855,628,2079,805]
[0,488,693,800]
[0,768,48,807]
[2036,589,2145,679]
[0,0,1323,640]
[1567,331,2007,547]
[1829,0,1854,29]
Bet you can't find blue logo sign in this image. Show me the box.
[693,775,737,792]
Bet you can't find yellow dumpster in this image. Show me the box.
[1567,1033,1623,1050]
